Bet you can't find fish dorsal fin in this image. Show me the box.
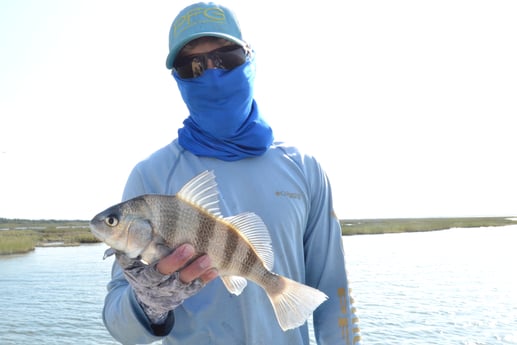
[225,212,274,270]
[177,170,222,217]
[220,275,248,296]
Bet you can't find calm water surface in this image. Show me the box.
[0,226,516,344]
[344,226,517,345]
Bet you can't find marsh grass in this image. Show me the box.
[0,218,99,255]
[0,230,40,254]
[340,217,517,235]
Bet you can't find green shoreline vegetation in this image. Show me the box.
[1,216,516,255]
[340,216,516,235]
[0,219,98,255]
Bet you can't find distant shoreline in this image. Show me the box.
[0,219,98,255]
[339,216,517,235]
[1,216,516,255]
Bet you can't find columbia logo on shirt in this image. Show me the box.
[275,191,302,200]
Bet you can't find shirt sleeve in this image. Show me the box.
[303,159,361,345]
[102,165,175,344]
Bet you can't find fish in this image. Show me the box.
[89,170,328,331]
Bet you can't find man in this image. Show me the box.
[102,2,360,344]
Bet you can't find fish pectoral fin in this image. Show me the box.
[140,241,173,265]
[220,275,248,296]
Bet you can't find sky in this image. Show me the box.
[1,0,516,221]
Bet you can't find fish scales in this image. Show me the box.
[192,207,260,278]
[240,246,259,276]
[172,198,204,245]
[220,224,239,269]
[192,210,217,254]
[171,200,234,269]
[90,170,329,331]
[215,219,265,277]
[152,194,258,278]
[150,197,186,245]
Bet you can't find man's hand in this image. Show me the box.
[155,243,219,284]
[117,244,218,324]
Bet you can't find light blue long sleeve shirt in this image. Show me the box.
[103,140,360,345]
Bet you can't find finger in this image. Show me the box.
[200,268,219,284]
[155,243,195,275]
[178,255,214,284]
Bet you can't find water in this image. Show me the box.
[344,226,517,344]
[0,244,120,345]
[0,226,516,344]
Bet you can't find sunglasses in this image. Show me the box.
[173,45,248,79]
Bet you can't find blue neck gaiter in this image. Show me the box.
[174,59,273,161]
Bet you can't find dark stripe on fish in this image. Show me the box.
[162,199,179,240]
[240,247,258,276]
[221,230,239,269]
[195,212,216,254]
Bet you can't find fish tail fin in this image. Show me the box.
[266,276,328,331]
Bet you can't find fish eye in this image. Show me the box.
[105,215,119,227]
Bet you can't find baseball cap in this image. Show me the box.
[166,2,247,69]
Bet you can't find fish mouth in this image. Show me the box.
[89,221,107,241]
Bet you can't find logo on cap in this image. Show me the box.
[172,6,227,38]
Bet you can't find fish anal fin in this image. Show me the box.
[221,275,248,296]
[177,170,222,217]
[225,212,274,270]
